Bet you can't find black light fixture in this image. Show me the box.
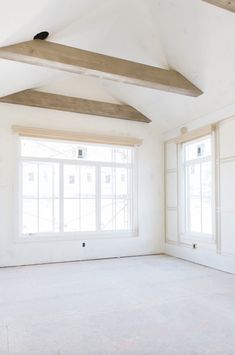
[33,31,49,40]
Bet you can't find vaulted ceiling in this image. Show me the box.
[0,0,235,131]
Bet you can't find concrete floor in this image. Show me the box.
[0,255,235,355]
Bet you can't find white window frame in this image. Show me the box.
[179,134,216,243]
[16,136,138,241]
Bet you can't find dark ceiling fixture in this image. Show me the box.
[33,31,49,40]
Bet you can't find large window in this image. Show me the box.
[19,137,136,237]
[181,135,213,238]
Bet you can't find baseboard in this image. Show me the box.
[0,253,164,269]
[165,243,235,274]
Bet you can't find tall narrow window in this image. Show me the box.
[19,137,136,237]
[182,135,213,238]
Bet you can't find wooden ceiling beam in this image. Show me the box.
[202,0,235,12]
[0,89,151,123]
[0,40,202,97]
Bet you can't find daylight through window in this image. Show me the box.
[182,135,213,237]
[20,138,135,236]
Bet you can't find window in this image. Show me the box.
[181,135,214,238]
[19,137,136,237]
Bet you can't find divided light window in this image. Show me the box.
[19,137,135,237]
[182,135,213,238]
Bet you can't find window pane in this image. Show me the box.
[38,199,54,232]
[189,198,201,233]
[64,165,96,198]
[188,164,201,198]
[54,199,60,233]
[201,162,212,198]
[63,166,96,232]
[116,168,128,196]
[101,167,131,197]
[115,148,132,164]
[101,199,115,230]
[186,164,202,233]
[185,136,211,161]
[80,166,96,196]
[22,163,38,198]
[85,145,113,162]
[202,199,212,234]
[101,167,115,196]
[22,199,38,233]
[101,199,131,231]
[22,139,84,160]
[116,199,130,230]
[185,162,213,234]
[22,162,59,234]
[21,139,132,163]
[64,198,96,232]
[64,199,79,232]
[41,163,59,198]
[38,198,59,233]
[80,199,96,231]
[64,165,79,198]
[39,164,53,198]
[202,162,212,234]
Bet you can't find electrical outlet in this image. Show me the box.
[82,242,86,248]
[193,243,197,249]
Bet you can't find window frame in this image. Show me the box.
[16,136,138,241]
[179,133,216,243]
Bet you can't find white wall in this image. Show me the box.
[0,103,164,267]
[164,116,235,274]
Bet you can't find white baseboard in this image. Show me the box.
[165,243,235,274]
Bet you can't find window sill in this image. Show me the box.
[14,230,138,243]
[180,233,216,245]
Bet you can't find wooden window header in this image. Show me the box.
[173,124,215,144]
[12,125,143,147]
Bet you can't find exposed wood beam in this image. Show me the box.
[0,89,151,123]
[202,0,235,12]
[0,40,202,97]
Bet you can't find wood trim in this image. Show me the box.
[202,0,235,13]
[0,89,150,123]
[0,40,203,97]
[173,124,216,144]
[12,125,143,147]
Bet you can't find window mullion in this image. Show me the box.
[184,150,188,234]
[126,168,130,229]
[78,166,81,231]
[96,165,101,231]
[59,162,64,233]
[52,165,55,232]
[114,167,116,231]
[200,162,203,233]
[37,163,40,233]
[186,165,190,233]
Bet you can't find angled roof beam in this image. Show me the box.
[202,0,235,12]
[0,89,151,123]
[0,40,202,97]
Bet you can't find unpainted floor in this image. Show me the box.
[0,255,235,355]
